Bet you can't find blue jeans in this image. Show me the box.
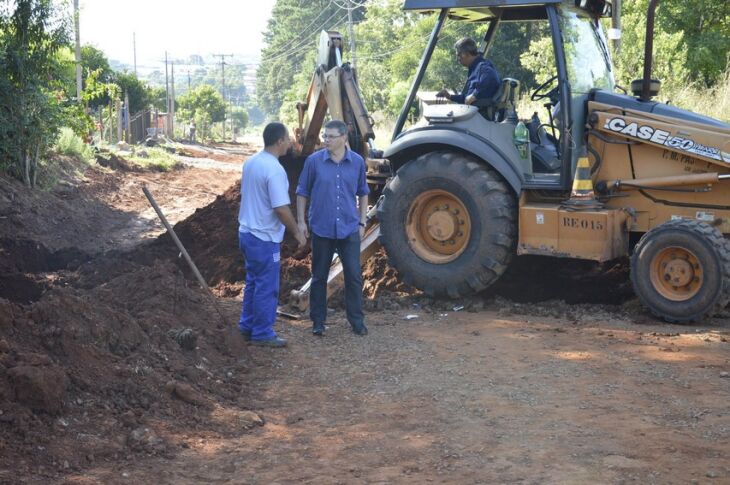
[310,231,364,329]
[238,231,280,341]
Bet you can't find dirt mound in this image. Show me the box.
[95,152,137,171]
[0,254,249,479]
[153,183,244,285]
[152,178,313,301]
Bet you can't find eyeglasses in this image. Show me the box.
[322,133,345,140]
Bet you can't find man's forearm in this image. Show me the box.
[296,195,308,223]
[358,195,368,224]
[273,205,300,236]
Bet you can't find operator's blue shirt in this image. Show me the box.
[296,148,370,239]
[451,55,501,104]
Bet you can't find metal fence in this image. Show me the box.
[129,110,151,144]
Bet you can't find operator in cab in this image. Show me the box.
[436,37,501,105]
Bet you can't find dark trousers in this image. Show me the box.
[238,231,280,341]
[310,231,364,329]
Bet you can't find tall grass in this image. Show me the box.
[126,147,179,172]
[663,70,730,123]
[54,127,93,161]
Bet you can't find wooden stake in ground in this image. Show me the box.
[142,185,228,326]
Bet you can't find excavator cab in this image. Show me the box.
[391,0,617,188]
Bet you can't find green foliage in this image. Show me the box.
[82,68,120,105]
[60,102,95,139]
[230,106,249,132]
[256,0,364,119]
[661,69,730,123]
[610,0,729,90]
[80,44,114,108]
[256,0,728,130]
[519,36,555,87]
[178,85,226,122]
[126,147,179,171]
[177,85,226,140]
[146,85,167,111]
[54,127,93,160]
[115,71,151,113]
[659,0,729,86]
[81,45,113,82]
[610,0,689,93]
[0,0,71,187]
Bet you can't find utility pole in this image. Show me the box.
[164,51,170,136]
[73,0,82,102]
[213,54,233,140]
[165,51,170,107]
[133,32,137,76]
[170,63,176,137]
[346,0,357,70]
[610,0,622,53]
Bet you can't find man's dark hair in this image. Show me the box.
[263,122,288,147]
[454,37,479,57]
[324,119,348,136]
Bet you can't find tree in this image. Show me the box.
[230,106,249,132]
[612,0,729,90]
[256,0,364,118]
[147,85,167,111]
[115,71,151,114]
[81,45,113,82]
[0,0,70,187]
[177,85,226,140]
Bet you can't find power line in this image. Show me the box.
[265,1,335,54]
[332,0,369,10]
[261,13,350,64]
[213,53,233,139]
[354,19,471,62]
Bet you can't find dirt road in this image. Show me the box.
[66,307,730,484]
[1,143,729,484]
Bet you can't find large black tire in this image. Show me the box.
[630,219,730,323]
[378,151,517,298]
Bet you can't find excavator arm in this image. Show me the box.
[286,31,383,313]
[293,31,375,160]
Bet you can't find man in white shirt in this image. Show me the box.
[238,122,305,347]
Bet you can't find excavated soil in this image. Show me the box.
[0,144,728,484]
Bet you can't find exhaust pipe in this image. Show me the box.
[640,0,660,101]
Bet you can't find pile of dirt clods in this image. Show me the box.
[0,181,274,482]
[0,169,405,482]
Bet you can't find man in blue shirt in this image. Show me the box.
[296,120,370,337]
[238,122,306,347]
[437,37,501,105]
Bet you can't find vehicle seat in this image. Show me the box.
[473,78,519,122]
[526,116,561,173]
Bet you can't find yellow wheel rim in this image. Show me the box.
[649,246,703,301]
[405,189,471,264]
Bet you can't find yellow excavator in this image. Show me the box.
[289,0,730,324]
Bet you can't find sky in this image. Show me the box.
[75,0,277,69]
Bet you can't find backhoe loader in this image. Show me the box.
[292,0,730,323]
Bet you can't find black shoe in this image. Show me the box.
[312,323,325,336]
[240,329,252,342]
[352,325,368,336]
[250,337,287,347]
